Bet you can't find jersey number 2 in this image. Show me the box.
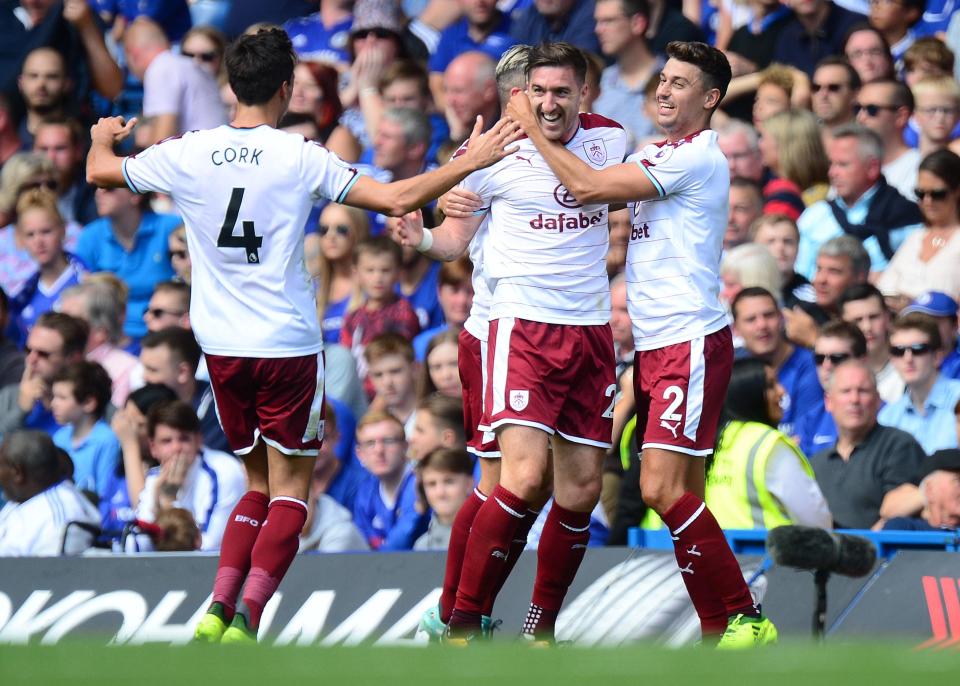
[217,187,262,263]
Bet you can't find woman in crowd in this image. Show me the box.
[758,108,830,207]
[309,202,369,345]
[180,25,228,83]
[418,329,461,401]
[843,24,895,85]
[879,149,960,307]
[286,61,343,144]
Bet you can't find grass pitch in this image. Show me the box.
[2,642,958,686]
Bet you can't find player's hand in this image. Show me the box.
[90,116,138,147]
[17,365,45,413]
[462,115,521,171]
[438,187,483,218]
[505,90,537,134]
[389,210,425,248]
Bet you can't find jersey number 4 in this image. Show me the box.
[217,187,262,263]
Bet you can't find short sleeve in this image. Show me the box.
[143,55,183,117]
[300,140,362,203]
[122,135,188,196]
[633,141,715,198]
[881,433,926,491]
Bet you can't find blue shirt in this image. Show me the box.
[795,186,922,280]
[777,346,822,437]
[509,0,601,54]
[941,344,960,380]
[322,295,350,345]
[75,213,181,339]
[429,14,516,73]
[352,466,429,550]
[24,401,58,436]
[53,420,121,500]
[915,0,957,36]
[399,260,444,331]
[413,324,449,361]
[98,470,133,538]
[284,13,353,65]
[878,375,960,455]
[92,0,193,42]
[793,401,837,458]
[8,256,86,347]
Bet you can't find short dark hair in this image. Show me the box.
[838,282,885,312]
[417,392,465,445]
[52,361,113,419]
[666,41,732,102]
[225,28,296,105]
[35,311,89,357]
[818,320,868,357]
[0,430,59,482]
[919,148,960,194]
[355,235,401,266]
[419,447,474,476]
[619,0,651,18]
[730,286,777,321]
[868,78,915,112]
[891,312,942,349]
[814,56,862,91]
[141,327,202,372]
[526,42,587,86]
[147,400,201,438]
[126,383,179,415]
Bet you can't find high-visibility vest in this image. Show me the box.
[636,420,813,531]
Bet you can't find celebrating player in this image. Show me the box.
[506,41,778,647]
[85,27,519,644]
[394,42,627,643]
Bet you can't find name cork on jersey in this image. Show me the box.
[459,113,628,326]
[122,125,361,358]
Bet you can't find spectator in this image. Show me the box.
[878,149,960,304]
[299,403,370,553]
[341,237,421,374]
[364,333,419,434]
[286,61,343,144]
[772,0,866,77]
[855,78,919,200]
[284,0,354,67]
[591,0,659,143]
[751,64,794,128]
[750,213,825,318]
[839,282,905,403]
[811,56,860,131]
[811,234,871,317]
[716,119,765,185]
[726,0,795,74]
[911,76,960,157]
[180,25,229,82]
[167,225,190,284]
[0,430,100,556]
[757,109,829,209]
[14,48,71,150]
[413,256,473,360]
[408,393,466,461]
[352,410,429,550]
[706,357,832,528]
[419,329,462,400]
[793,319,868,457]
[137,400,245,551]
[0,311,88,436]
[510,0,602,55]
[719,242,782,312]
[442,51,499,145]
[811,359,924,528]
[879,312,960,454]
[7,189,86,346]
[0,286,25,387]
[732,287,822,436]
[379,61,448,164]
[33,118,97,225]
[900,291,960,379]
[843,23,895,84]
[414,447,476,550]
[50,360,119,502]
[0,94,20,171]
[143,280,191,334]
[884,449,960,531]
[399,242,444,333]
[75,187,181,341]
[725,177,763,251]
[138,327,230,452]
[94,0,194,43]
[796,124,922,279]
[868,0,922,68]
[903,36,956,89]
[124,17,227,147]
[59,277,138,408]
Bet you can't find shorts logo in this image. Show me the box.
[660,419,680,439]
[583,138,607,166]
[509,390,529,412]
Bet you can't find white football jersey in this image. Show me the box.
[123,126,361,357]
[462,114,627,325]
[463,213,492,341]
[0,480,100,556]
[626,130,730,350]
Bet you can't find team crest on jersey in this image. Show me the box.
[583,138,607,166]
[509,390,529,412]
[645,144,673,165]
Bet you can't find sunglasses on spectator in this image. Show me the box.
[914,187,950,201]
[20,179,57,192]
[357,436,403,450]
[24,346,56,359]
[353,28,394,40]
[169,250,188,260]
[814,352,852,366]
[812,82,846,94]
[853,103,898,117]
[319,224,351,237]
[182,50,218,63]
[144,307,186,319]
[889,343,933,357]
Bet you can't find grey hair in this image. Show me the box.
[818,234,871,278]
[62,281,126,344]
[825,358,877,394]
[382,107,432,148]
[831,123,884,163]
[721,243,783,296]
[717,118,760,151]
[1,430,59,480]
[496,44,533,105]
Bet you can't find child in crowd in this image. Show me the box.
[414,448,476,551]
[364,333,419,435]
[50,360,120,504]
[418,330,461,400]
[168,225,191,284]
[408,393,465,462]
[352,411,429,551]
[341,236,420,379]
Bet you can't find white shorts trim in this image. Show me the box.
[234,429,262,456]
[683,336,705,443]
[262,435,319,457]
[489,417,555,435]
[642,441,714,457]
[490,317,515,416]
[555,429,613,449]
[467,446,502,459]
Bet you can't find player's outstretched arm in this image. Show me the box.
[86,116,138,188]
[506,92,659,205]
[389,208,484,262]
[343,115,520,216]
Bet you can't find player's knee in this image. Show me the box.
[640,480,684,516]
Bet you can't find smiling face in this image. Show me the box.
[527,64,584,142]
[733,294,782,358]
[655,58,717,138]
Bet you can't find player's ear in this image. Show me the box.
[703,87,721,111]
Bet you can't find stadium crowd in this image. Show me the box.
[1,0,960,558]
